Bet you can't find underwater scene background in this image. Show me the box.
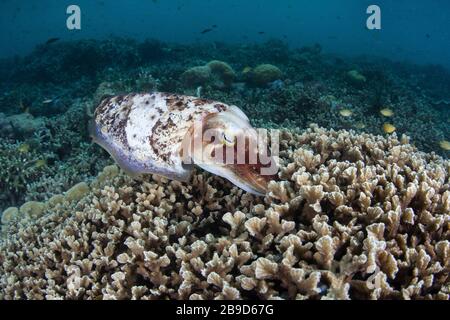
[0,1,448,300]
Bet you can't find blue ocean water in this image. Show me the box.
[0,0,449,67]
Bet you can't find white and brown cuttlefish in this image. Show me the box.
[89,92,278,196]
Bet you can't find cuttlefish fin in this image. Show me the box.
[228,105,250,122]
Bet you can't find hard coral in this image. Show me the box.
[5,113,45,139]
[181,60,236,89]
[0,207,19,225]
[0,100,110,211]
[206,60,236,88]
[0,126,448,300]
[93,81,125,105]
[181,65,212,87]
[249,64,283,87]
[0,113,14,138]
[0,140,53,209]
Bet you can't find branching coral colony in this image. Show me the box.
[0,125,448,300]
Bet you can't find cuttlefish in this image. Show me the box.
[89,92,277,195]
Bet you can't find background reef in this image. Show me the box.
[0,38,449,213]
[0,38,449,299]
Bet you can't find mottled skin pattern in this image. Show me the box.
[91,92,226,181]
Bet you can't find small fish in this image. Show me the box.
[212,25,218,28]
[242,66,252,74]
[45,37,60,45]
[34,159,47,168]
[354,121,366,129]
[439,140,450,151]
[200,28,213,34]
[380,108,394,117]
[383,123,396,134]
[90,93,277,196]
[42,99,53,104]
[339,109,353,117]
[18,143,30,153]
[258,31,265,35]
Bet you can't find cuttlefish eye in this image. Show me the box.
[220,130,236,147]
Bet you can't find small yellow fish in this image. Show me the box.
[18,143,30,153]
[355,121,366,129]
[383,123,396,134]
[34,159,47,168]
[242,66,252,74]
[339,109,353,117]
[439,140,450,151]
[380,108,394,117]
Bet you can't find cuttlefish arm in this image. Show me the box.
[196,162,272,196]
[186,105,278,195]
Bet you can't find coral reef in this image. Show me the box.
[93,82,125,106]
[0,38,449,300]
[0,207,18,225]
[9,38,141,84]
[0,101,110,212]
[9,113,46,138]
[181,65,212,87]
[0,140,53,208]
[181,60,236,89]
[1,38,448,156]
[0,113,13,138]
[0,112,45,139]
[138,39,167,62]
[346,69,367,87]
[206,60,236,88]
[1,126,448,300]
[248,64,283,87]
